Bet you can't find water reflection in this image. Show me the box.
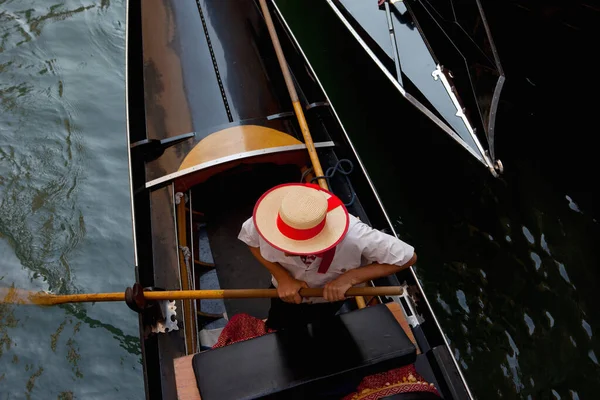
[522,226,535,244]
[565,195,582,214]
[1,1,142,398]
[523,313,535,336]
[545,311,554,328]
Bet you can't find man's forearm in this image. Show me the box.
[249,246,293,283]
[345,253,417,285]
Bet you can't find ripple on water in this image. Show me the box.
[436,293,452,315]
[522,226,535,244]
[588,350,599,366]
[545,311,555,328]
[581,319,592,339]
[556,262,573,286]
[504,331,524,391]
[523,313,535,335]
[540,233,550,255]
[530,251,542,271]
[565,195,583,214]
[456,289,470,314]
[552,389,562,399]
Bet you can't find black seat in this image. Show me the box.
[192,304,417,400]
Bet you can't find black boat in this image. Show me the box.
[125,0,473,398]
[324,0,505,176]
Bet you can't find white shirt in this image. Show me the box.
[238,215,414,302]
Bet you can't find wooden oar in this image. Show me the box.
[258,0,327,190]
[258,0,367,308]
[0,286,403,306]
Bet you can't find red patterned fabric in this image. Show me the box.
[212,313,273,349]
[342,365,440,400]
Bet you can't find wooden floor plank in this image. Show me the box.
[174,355,201,400]
[385,302,420,354]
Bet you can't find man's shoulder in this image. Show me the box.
[344,215,371,240]
[347,214,368,230]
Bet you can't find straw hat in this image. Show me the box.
[253,183,349,255]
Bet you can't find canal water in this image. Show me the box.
[0,1,143,398]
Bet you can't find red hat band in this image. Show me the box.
[275,195,343,241]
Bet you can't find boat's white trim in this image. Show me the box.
[433,65,495,172]
[325,0,485,165]
[124,0,138,267]
[274,2,474,398]
[145,141,335,189]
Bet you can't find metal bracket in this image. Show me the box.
[305,101,330,111]
[130,132,196,162]
[390,282,425,327]
[266,111,295,121]
[125,283,179,335]
[267,103,330,120]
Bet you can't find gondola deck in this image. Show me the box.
[125,0,473,398]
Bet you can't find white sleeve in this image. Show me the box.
[353,220,415,266]
[238,217,260,248]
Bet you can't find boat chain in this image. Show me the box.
[195,0,233,123]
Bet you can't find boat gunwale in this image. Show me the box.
[125,0,138,267]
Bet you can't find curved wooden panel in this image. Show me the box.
[178,125,303,171]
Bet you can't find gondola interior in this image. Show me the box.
[126,0,473,398]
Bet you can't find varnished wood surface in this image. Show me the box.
[258,0,327,190]
[177,196,198,354]
[174,148,309,192]
[174,354,201,400]
[178,125,302,171]
[173,302,418,399]
[386,302,420,353]
[150,185,187,399]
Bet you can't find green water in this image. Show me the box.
[0,1,143,398]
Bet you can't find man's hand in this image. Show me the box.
[323,274,355,302]
[277,277,308,304]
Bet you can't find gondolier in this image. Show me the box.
[239,182,417,330]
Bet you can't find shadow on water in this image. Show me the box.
[276,0,599,398]
[1,1,142,398]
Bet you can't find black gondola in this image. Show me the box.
[125,0,473,398]
[325,0,505,176]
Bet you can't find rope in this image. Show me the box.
[310,159,356,207]
[300,166,313,182]
[179,246,192,270]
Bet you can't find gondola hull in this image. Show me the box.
[125,0,473,398]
